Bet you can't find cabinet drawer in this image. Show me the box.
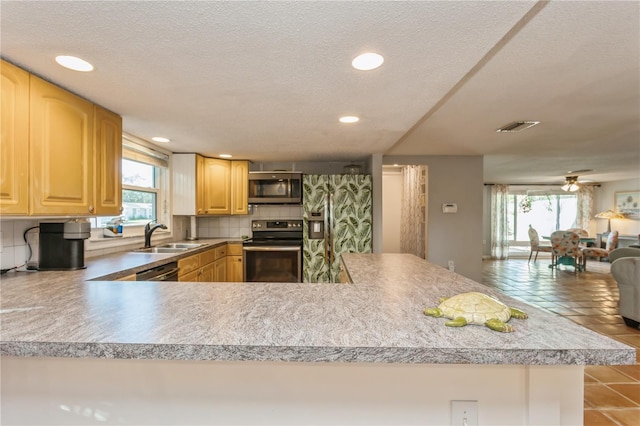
[227,243,243,256]
[199,248,217,266]
[214,245,227,260]
[178,254,200,275]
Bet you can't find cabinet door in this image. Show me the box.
[214,257,227,281]
[202,158,230,215]
[226,255,243,282]
[179,269,199,282]
[230,160,248,215]
[178,254,200,277]
[0,61,30,215]
[30,76,94,215]
[94,105,122,216]
[199,262,215,282]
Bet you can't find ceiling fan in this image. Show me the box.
[559,169,593,192]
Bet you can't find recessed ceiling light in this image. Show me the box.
[55,55,94,72]
[151,136,171,143]
[352,53,384,71]
[219,154,232,158]
[339,116,360,123]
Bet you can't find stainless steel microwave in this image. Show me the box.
[248,172,302,204]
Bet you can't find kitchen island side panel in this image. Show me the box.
[1,357,582,426]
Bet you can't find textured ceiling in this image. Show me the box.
[1,0,638,184]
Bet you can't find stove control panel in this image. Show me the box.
[251,220,303,230]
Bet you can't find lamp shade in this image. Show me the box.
[595,210,627,220]
[595,209,627,233]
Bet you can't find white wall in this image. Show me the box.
[382,168,402,253]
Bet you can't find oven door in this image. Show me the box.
[243,246,302,283]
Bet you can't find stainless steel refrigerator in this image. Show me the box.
[302,174,372,282]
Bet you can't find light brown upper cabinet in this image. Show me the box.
[0,60,30,214]
[94,105,123,216]
[30,74,95,215]
[1,60,122,217]
[230,160,249,215]
[172,153,248,216]
[202,158,231,215]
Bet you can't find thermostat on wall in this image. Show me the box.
[442,203,457,214]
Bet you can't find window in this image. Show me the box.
[120,159,158,226]
[507,189,578,244]
[93,136,170,234]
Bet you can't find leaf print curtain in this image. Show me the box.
[576,185,594,232]
[400,166,426,258]
[490,184,509,260]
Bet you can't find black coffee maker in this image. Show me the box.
[38,221,91,270]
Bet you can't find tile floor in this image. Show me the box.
[482,256,640,426]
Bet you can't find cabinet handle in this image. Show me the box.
[89,205,95,214]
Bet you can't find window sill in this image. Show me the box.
[87,230,173,252]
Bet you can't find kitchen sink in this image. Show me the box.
[132,247,190,254]
[131,243,205,254]
[158,243,204,249]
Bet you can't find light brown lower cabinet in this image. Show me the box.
[177,244,229,282]
[226,243,243,282]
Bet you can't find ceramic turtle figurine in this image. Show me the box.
[424,292,528,332]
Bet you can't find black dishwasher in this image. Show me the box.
[136,262,179,281]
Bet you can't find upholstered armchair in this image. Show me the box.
[611,256,640,328]
[550,230,583,271]
[609,247,640,263]
[580,231,619,271]
[527,226,552,263]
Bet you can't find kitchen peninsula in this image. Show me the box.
[1,251,634,425]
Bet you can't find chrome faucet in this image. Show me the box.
[144,221,167,248]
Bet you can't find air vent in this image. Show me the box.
[496,121,540,133]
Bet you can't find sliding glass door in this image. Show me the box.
[507,191,578,245]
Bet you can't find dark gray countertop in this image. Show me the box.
[0,251,635,365]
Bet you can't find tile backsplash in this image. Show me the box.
[1,219,40,270]
[197,205,303,238]
[0,207,301,270]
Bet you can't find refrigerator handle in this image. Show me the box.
[323,194,329,262]
[328,192,335,264]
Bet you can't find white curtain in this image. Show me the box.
[400,166,425,258]
[576,185,595,231]
[490,184,509,260]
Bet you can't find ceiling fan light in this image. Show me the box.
[562,176,580,192]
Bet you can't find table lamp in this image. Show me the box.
[595,210,627,233]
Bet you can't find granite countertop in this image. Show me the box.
[0,252,635,365]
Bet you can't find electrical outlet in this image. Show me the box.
[451,400,478,426]
[448,260,455,272]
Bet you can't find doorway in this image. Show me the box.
[382,165,427,258]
